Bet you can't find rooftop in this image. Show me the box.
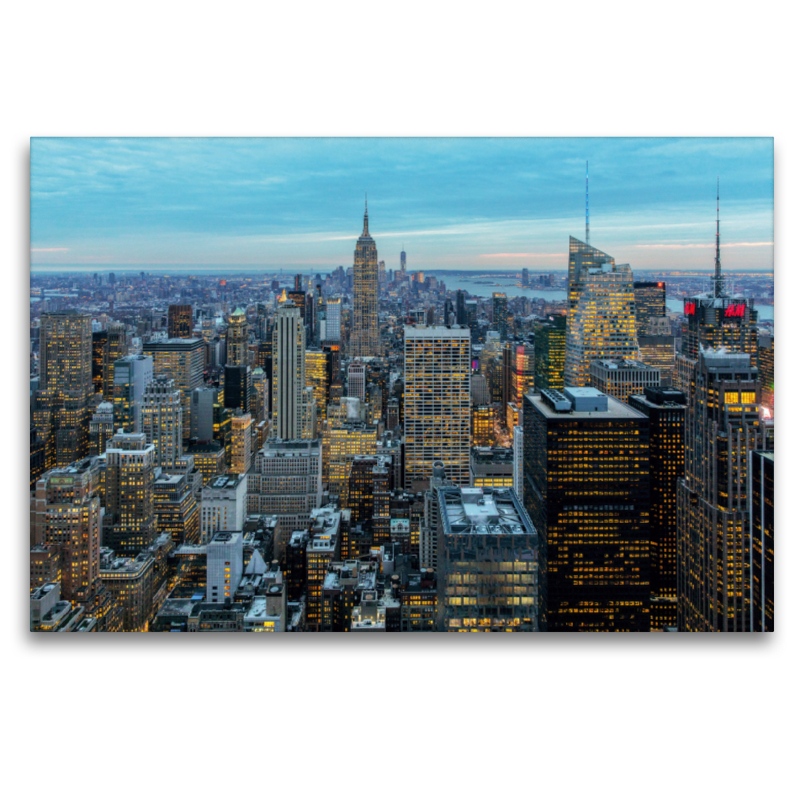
[438,487,536,538]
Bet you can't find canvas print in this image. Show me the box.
[29,137,774,633]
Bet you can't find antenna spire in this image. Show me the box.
[714,177,723,297]
[585,161,590,245]
[362,193,369,236]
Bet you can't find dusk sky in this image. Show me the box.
[30,137,773,273]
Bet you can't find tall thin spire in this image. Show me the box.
[362,193,369,236]
[585,161,590,245]
[713,177,724,297]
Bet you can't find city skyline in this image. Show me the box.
[31,137,773,273]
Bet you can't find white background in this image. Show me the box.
[3,2,794,798]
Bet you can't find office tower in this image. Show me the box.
[378,259,386,287]
[464,300,479,343]
[30,458,103,602]
[534,316,566,391]
[306,350,332,423]
[88,401,114,457]
[230,412,254,474]
[141,376,183,470]
[272,303,306,439]
[400,246,407,276]
[633,281,666,337]
[143,338,205,439]
[628,387,687,630]
[207,531,244,604]
[456,290,467,325]
[758,333,774,411]
[103,322,132,400]
[190,386,217,442]
[589,358,661,401]
[323,298,342,344]
[677,351,773,632]
[99,550,155,631]
[112,354,153,433]
[522,268,530,287]
[168,304,193,339]
[437,487,538,632]
[513,425,523,501]
[749,450,774,632]
[324,423,378,498]
[224,364,251,413]
[524,387,650,632]
[200,474,248,543]
[34,312,93,469]
[348,361,366,400]
[444,298,455,326]
[471,405,494,447]
[250,367,268,424]
[351,200,379,358]
[300,386,317,439]
[187,442,226,484]
[247,439,323,552]
[30,544,61,591]
[492,293,509,340]
[638,317,676,386]
[676,189,759,394]
[510,342,535,406]
[470,446,514,489]
[404,325,471,489]
[306,507,343,630]
[92,329,107,394]
[154,471,200,546]
[104,431,156,555]
[226,307,249,366]
[564,237,638,387]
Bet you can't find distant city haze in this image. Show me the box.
[31,137,774,274]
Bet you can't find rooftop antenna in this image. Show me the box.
[714,177,724,297]
[585,161,590,245]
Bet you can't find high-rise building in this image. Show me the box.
[677,351,773,632]
[104,431,156,556]
[347,361,366,400]
[34,312,94,469]
[633,281,666,338]
[103,322,132,400]
[351,200,379,358]
[141,376,183,470]
[628,387,687,630]
[589,358,661,402]
[305,349,333,423]
[92,329,107,394]
[638,317,676,386]
[230,412,254,474]
[513,425,523,501]
[758,333,774,411]
[226,307,249,366]
[534,316,566,392]
[564,237,638,387]
[88,401,114,457]
[437,487,538,632]
[30,458,103,603]
[324,423,378,498]
[403,325,471,490]
[224,364,251,414]
[112,354,153,433]
[749,450,774,632]
[272,303,306,440]
[456,290,467,325]
[154,471,200,546]
[168,304,193,339]
[206,531,244,604]
[191,386,218,442]
[676,188,759,394]
[469,446,514,489]
[143,338,205,440]
[400,246,407,276]
[510,342,535,406]
[524,387,650,632]
[492,293,509,340]
[200,474,248,544]
[464,300,479,344]
[323,298,342,344]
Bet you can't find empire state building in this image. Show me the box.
[351,198,379,358]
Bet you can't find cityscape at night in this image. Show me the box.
[28,137,774,633]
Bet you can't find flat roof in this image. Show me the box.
[526,392,646,420]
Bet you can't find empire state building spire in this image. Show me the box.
[363,193,369,236]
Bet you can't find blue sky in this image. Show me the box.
[30,137,774,273]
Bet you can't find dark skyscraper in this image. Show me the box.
[534,316,566,392]
[168,304,193,339]
[351,199,379,358]
[492,293,508,340]
[524,387,651,632]
[749,450,774,632]
[633,281,666,338]
[456,290,466,325]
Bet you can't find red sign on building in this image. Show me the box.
[684,301,696,316]
[724,303,746,318]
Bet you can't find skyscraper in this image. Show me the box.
[104,431,157,556]
[403,325,471,489]
[34,312,94,469]
[143,338,205,441]
[564,237,638,387]
[588,358,660,402]
[141,376,183,470]
[677,350,773,632]
[749,450,774,632]
[628,387,687,630]
[456,290,467,325]
[230,412,254,475]
[168,304,193,339]
[524,387,651,632]
[633,281,666,338]
[351,199,379,358]
[226,307,249,367]
[272,303,306,440]
[534,316,566,391]
[103,322,132,400]
[492,293,509,340]
[112,354,153,433]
